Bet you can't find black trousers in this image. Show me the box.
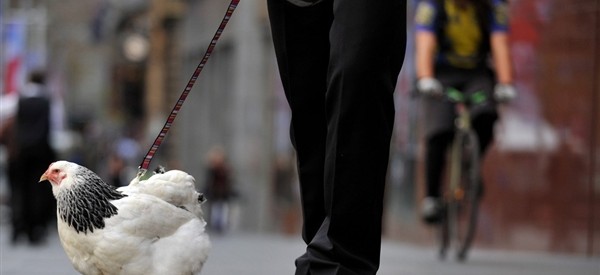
[8,144,56,243]
[267,1,406,274]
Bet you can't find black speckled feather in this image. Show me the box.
[57,165,126,234]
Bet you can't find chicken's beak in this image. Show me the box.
[39,172,49,183]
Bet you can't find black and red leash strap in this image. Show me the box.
[137,0,240,177]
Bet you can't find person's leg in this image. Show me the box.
[424,130,454,198]
[305,0,406,274]
[268,0,406,273]
[8,157,26,243]
[472,113,497,155]
[20,148,53,244]
[267,2,334,273]
[471,111,497,198]
[267,0,332,257]
[420,67,459,223]
[465,68,498,197]
[463,69,497,157]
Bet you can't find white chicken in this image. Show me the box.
[40,160,210,275]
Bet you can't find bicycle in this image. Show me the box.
[437,87,486,262]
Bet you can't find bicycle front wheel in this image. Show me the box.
[447,130,481,262]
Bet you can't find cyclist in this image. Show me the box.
[414,0,516,224]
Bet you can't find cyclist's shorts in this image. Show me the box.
[421,66,498,138]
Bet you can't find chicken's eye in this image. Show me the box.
[53,169,60,173]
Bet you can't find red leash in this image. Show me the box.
[138,0,240,176]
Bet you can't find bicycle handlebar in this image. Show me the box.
[445,87,488,106]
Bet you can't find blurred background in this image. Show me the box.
[1,0,598,259]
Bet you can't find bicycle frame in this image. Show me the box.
[439,87,484,261]
[448,89,472,202]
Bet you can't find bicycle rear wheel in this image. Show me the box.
[447,130,481,261]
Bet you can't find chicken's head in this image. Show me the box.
[40,161,79,191]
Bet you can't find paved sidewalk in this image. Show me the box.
[1,226,598,275]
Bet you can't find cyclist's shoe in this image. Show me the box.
[421,197,443,225]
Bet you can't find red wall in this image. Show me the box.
[479,0,600,255]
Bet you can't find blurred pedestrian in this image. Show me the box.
[1,70,56,245]
[107,153,126,187]
[108,130,142,187]
[204,146,234,233]
[414,0,516,223]
[267,1,407,274]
